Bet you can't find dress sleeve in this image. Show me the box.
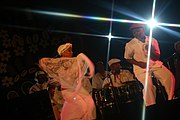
[39,58,62,79]
[77,53,95,78]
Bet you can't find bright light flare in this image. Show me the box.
[146,19,158,28]
[105,33,114,41]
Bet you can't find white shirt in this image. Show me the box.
[102,70,135,88]
[124,36,163,74]
[82,77,93,95]
[92,71,109,89]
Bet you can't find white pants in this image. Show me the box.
[135,65,175,106]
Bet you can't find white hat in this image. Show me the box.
[108,58,121,66]
[57,43,72,56]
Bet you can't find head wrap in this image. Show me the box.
[57,43,72,56]
[129,23,144,31]
[108,58,121,66]
[174,41,180,51]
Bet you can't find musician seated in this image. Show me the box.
[102,58,136,88]
[163,40,180,98]
[174,41,180,97]
[92,61,110,91]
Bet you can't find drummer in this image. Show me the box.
[173,41,180,97]
[102,58,136,88]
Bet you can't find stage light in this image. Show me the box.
[105,33,114,41]
[146,19,158,29]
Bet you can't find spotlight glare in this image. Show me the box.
[106,33,114,41]
[147,19,158,28]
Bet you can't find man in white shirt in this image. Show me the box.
[102,58,136,88]
[124,23,175,106]
[102,58,141,105]
[92,61,109,90]
[91,61,109,119]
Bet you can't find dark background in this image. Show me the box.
[1,0,180,60]
[0,0,180,102]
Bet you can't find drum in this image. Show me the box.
[115,80,143,104]
[93,87,115,108]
